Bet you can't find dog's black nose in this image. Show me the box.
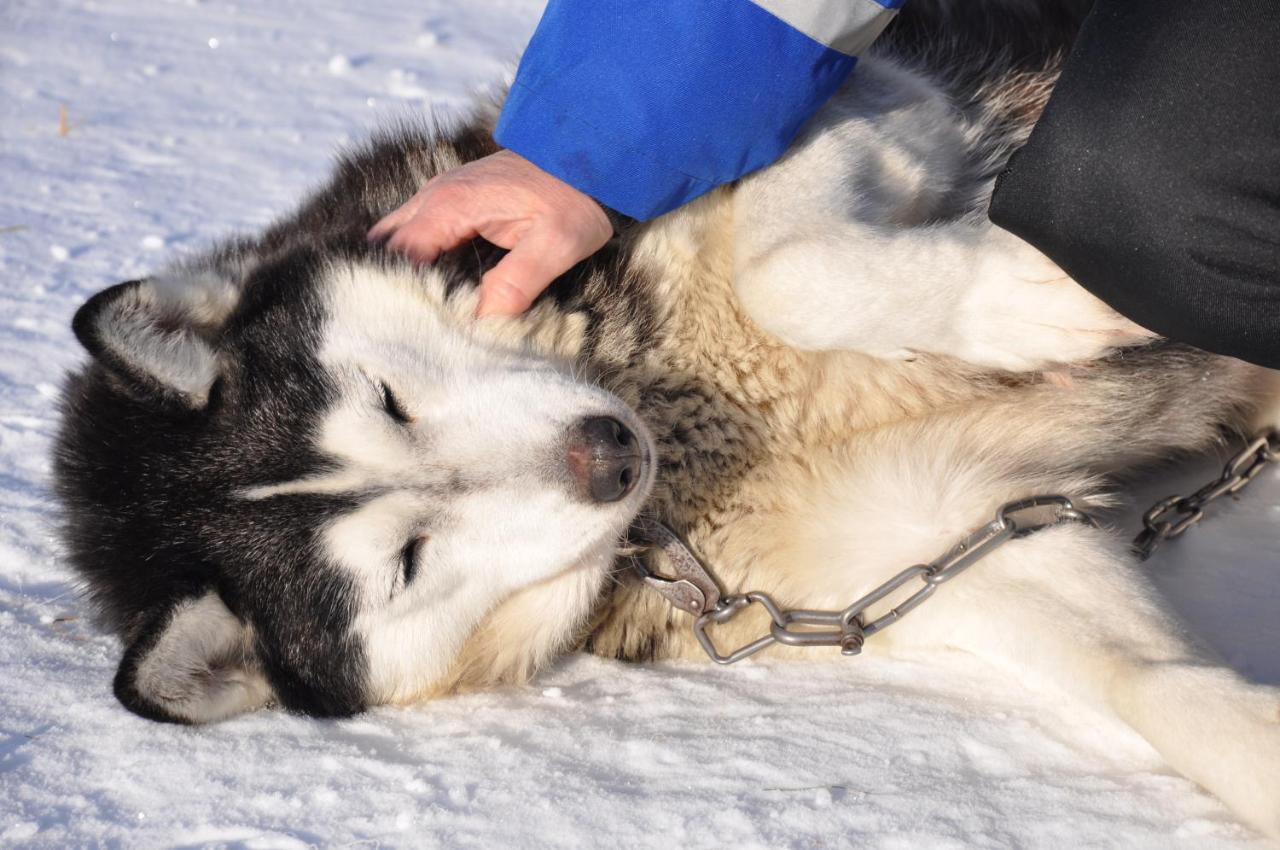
[569,416,643,503]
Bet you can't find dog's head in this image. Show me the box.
[55,247,654,723]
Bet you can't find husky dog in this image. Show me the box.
[54,0,1279,836]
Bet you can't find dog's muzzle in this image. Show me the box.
[567,416,644,503]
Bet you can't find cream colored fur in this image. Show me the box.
[733,60,1153,370]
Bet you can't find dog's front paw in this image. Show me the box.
[945,232,1155,371]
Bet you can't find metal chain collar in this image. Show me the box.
[631,496,1097,665]
[629,428,1279,666]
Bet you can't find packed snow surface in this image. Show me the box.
[1,1,1278,847]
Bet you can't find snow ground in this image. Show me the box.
[1,1,1278,847]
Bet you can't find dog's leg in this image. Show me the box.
[730,58,1151,371]
[915,524,1280,838]
[733,217,1151,371]
[774,451,1280,836]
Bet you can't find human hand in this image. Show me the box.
[367,150,613,316]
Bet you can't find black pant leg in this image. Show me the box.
[989,0,1280,368]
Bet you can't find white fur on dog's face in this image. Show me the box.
[245,263,655,704]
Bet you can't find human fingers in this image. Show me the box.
[383,206,477,266]
[476,230,582,317]
[367,191,428,242]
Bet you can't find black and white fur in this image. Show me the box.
[54,0,1280,837]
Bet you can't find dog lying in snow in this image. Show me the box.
[54,0,1280,837]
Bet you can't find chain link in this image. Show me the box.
[630,429,1279,666]
[1132,429,1280,560]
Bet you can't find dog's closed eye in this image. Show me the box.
[379,381,413,424]
[399,535,426,588]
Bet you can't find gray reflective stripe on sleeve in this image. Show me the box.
[750,0,899,56]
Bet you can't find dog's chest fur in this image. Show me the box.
[509,195,1016,663]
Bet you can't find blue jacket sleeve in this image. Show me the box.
[494,0,904,221]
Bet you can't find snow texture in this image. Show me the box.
[1,1,1278,847]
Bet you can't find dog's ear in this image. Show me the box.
[71,270,241,410]
[114,592,273,724]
